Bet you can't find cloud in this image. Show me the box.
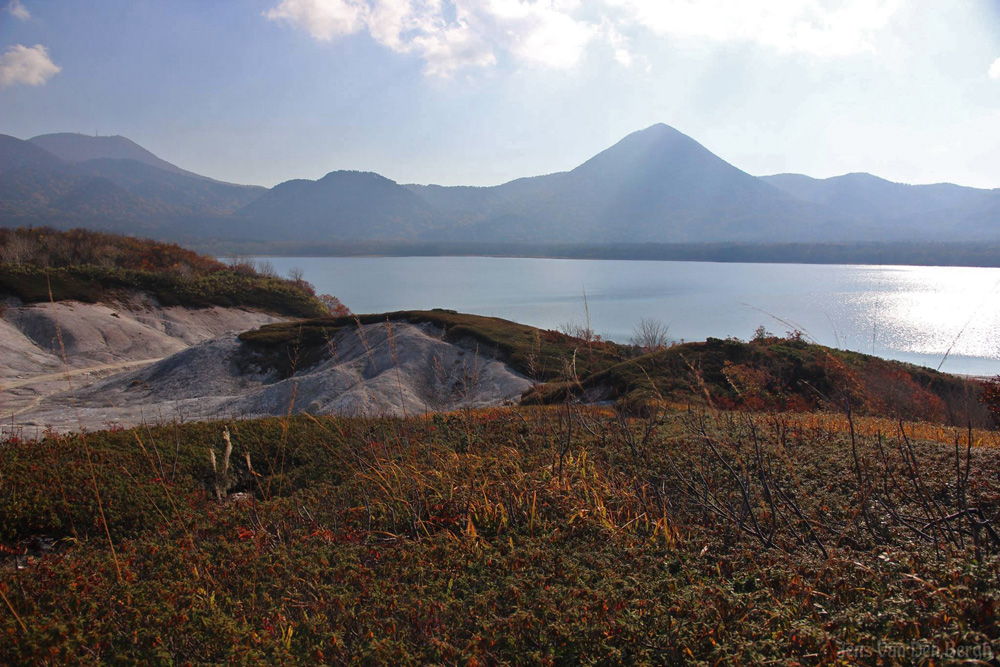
[604,0,902,57]
[265,0,598,75]
[483,0,595,70]
[0,44,61,88]
[264,0,366,40]
[6,0,30,20]
[990,57,1000,80]
[601,19,633,67]
[265,0,903,75]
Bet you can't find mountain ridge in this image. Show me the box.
[2,124,998,245]
[30,132,224,184]
[237,170,438,240]
[0,133,265,233]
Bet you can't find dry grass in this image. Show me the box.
[1,404,999,663]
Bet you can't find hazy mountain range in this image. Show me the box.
[1,124,997,245]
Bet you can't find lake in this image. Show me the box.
[255,256,1000,377]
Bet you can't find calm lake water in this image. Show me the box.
[257,257,1000,377]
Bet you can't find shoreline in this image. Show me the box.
[191,241,1000,270]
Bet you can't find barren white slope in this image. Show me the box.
[0,295,284,420]
[13,321,532,432]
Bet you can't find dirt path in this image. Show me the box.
[0,358,163,391]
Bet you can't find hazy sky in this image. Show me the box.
[1,0,999,189]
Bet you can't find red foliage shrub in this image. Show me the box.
[862,366,946,423]
[979,376,1000,425]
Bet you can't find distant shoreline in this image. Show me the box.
[191,240,1000,269]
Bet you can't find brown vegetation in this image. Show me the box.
[1,402,999,663]
[0,227,222,273]
[0,227,345,319]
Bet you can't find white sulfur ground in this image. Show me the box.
[2,299,532,433]
[0,294,284,427]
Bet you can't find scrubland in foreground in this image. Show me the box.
[3,227,1000,663]
[2,405,999,664]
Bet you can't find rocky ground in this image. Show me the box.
[0,295,282,431]
[1,299,532,432]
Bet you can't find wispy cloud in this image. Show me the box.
[601,19,635,69]
[265,0,597,76]
[0,44,61,88]
[604,0,902,58]
[6,0,30,21]
[265,0,366,41]
[990,57,1000,80]
[265,0,904,76]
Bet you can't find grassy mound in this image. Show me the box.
[241,313,988,426]
[526,335,989,427]
[239,309,627,380]
[0,264,328,318]
[2,409,999,663]
[0,227,331,318]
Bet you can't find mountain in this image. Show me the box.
[410,124,825,242]
[2,124,999,245]
[0,134,95,222]
[30,133,212,182]
[0,133,65,171]
[0,133,264,234]
[237,171,439,240]
[406,124,1000,243]
[761,172,998,239]
[762,172,988,214]
[75,158,263,216]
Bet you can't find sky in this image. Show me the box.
[0,0,999,189]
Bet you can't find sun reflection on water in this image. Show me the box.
[858,266,1000,363]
